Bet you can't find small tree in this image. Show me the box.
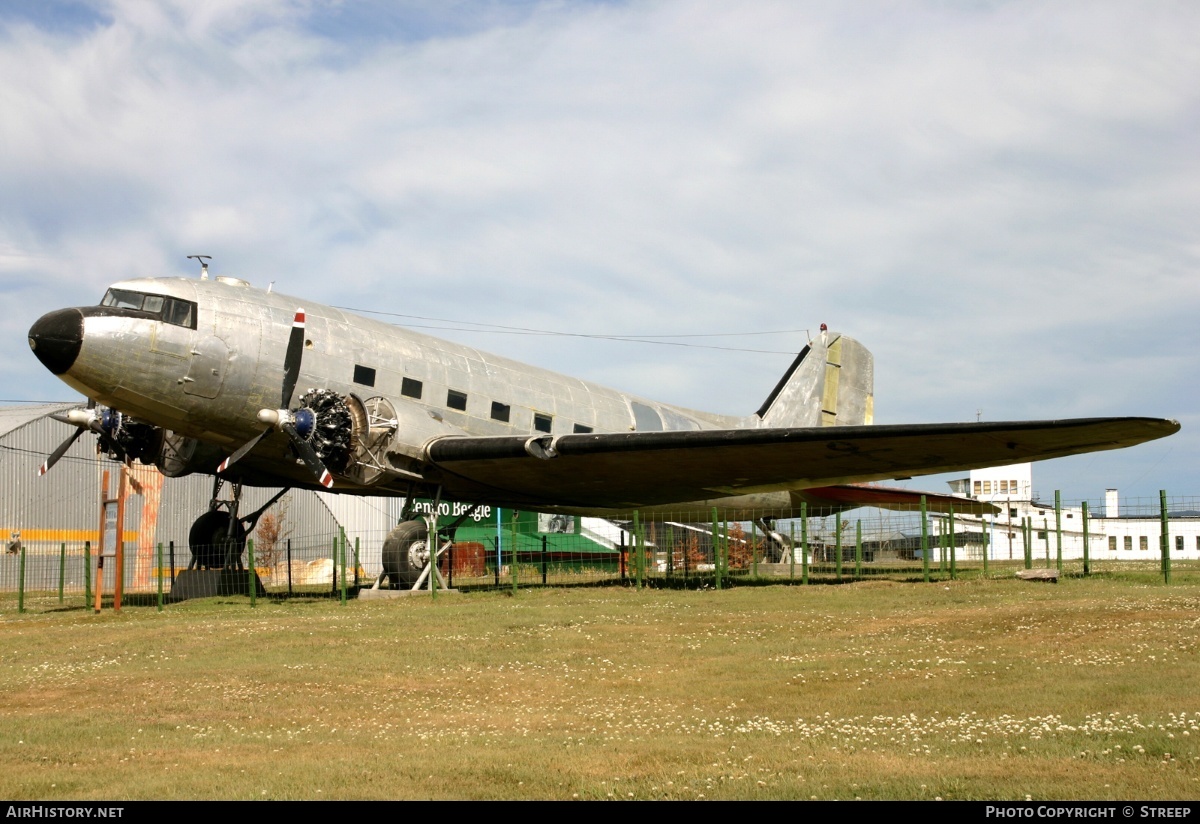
[254,495,292,573]
[684,532,706,569]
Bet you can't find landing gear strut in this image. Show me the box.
[755,517,795,563]
[375,493,481,592]
[172,480,290,601]
[186,479,292,570]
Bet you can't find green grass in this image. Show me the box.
[1,577,1198,799]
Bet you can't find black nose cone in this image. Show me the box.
[28,308,84,375]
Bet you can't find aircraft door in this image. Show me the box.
[184,336,229,398]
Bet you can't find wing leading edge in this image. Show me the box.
[422,417,1179,510]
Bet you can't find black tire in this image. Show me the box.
[188,510,246,570]
[381,520,429,588]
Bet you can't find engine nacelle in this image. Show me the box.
[155,431,226,477]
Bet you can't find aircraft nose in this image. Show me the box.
[28,308,84,375]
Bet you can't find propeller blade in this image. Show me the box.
[217,427,272,474]
[281,308,306,409]
[38,427,85,476]
[281,422,334,489]
[219,309,308,474]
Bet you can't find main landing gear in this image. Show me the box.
[171,479,288,601]
[372,493,482,593]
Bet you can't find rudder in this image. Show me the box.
[754,332,874,428]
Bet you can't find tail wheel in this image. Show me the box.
[381,520,429,588]
[188,510,246,570]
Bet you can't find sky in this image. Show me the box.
[1,0,1197,505]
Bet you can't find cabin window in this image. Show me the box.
[1124,536,1133,551]
[353,365,376,387]
[447,390,467,411]
[1109,536,1117,552]
[490,402,510,423]
[573,424,593,434]
[1139,536,1148,551]
[973,481,981,495]
[533,413,552,433]
[1009,509,1018,518]
[401,378,422,399]
[100,289,197,330]
[1176,535,1184,552]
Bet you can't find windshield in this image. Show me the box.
[100,289,196,329]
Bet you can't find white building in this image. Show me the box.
[946,463,1200,562]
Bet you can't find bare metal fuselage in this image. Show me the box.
[47,276,805,517]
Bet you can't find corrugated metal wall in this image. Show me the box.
[0,406,375,591]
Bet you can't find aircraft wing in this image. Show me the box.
[422,417,1178,509]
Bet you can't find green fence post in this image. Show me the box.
[835,518,843,584]
[949,506,957,581]
[854,520,862,580]
[982,517,989,578]
[340,528,348,605]
[541,534,548,586]
[751,520,759,580]
[1082,501,1090,577]
[247,538,257,608]
[920,496,930,583]
[58,542,67,604]
[510,511,519,595]
[1043,519,1050,566]
[800,504,809,585]
[83,541,91,607]
[1054,491,1063,575]
[156,542,163,613]
[720,518,728,590]
[354,536,361,588]
[1023,518,1032,569]
[633,510,643,591]
[710,508,720,590]
[667,524,674,577]
[789,521,795,582]
[330,537,338,595]
[17,539,26,614]
[1160,490,1171,585]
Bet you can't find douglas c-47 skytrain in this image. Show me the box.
[26,259,1179,588]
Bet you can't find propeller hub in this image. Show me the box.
[293,408,316,439]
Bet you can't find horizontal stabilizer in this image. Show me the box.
[794,484,998,516]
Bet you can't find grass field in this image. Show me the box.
[1,575,1198,800]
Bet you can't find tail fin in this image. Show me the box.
[754,331,874,428]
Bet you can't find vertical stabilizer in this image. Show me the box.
[754,332,874,428]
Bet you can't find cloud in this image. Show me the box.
[2,0,1197,499]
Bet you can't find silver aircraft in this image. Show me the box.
[26,261,1179,585]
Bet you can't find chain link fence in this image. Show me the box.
[3,491,1197,611]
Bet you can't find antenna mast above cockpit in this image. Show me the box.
[186,255,212,279]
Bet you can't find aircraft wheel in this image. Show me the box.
[381,520,429,588]
[188,510,246,570]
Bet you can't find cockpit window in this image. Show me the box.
[101,289,197,330]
